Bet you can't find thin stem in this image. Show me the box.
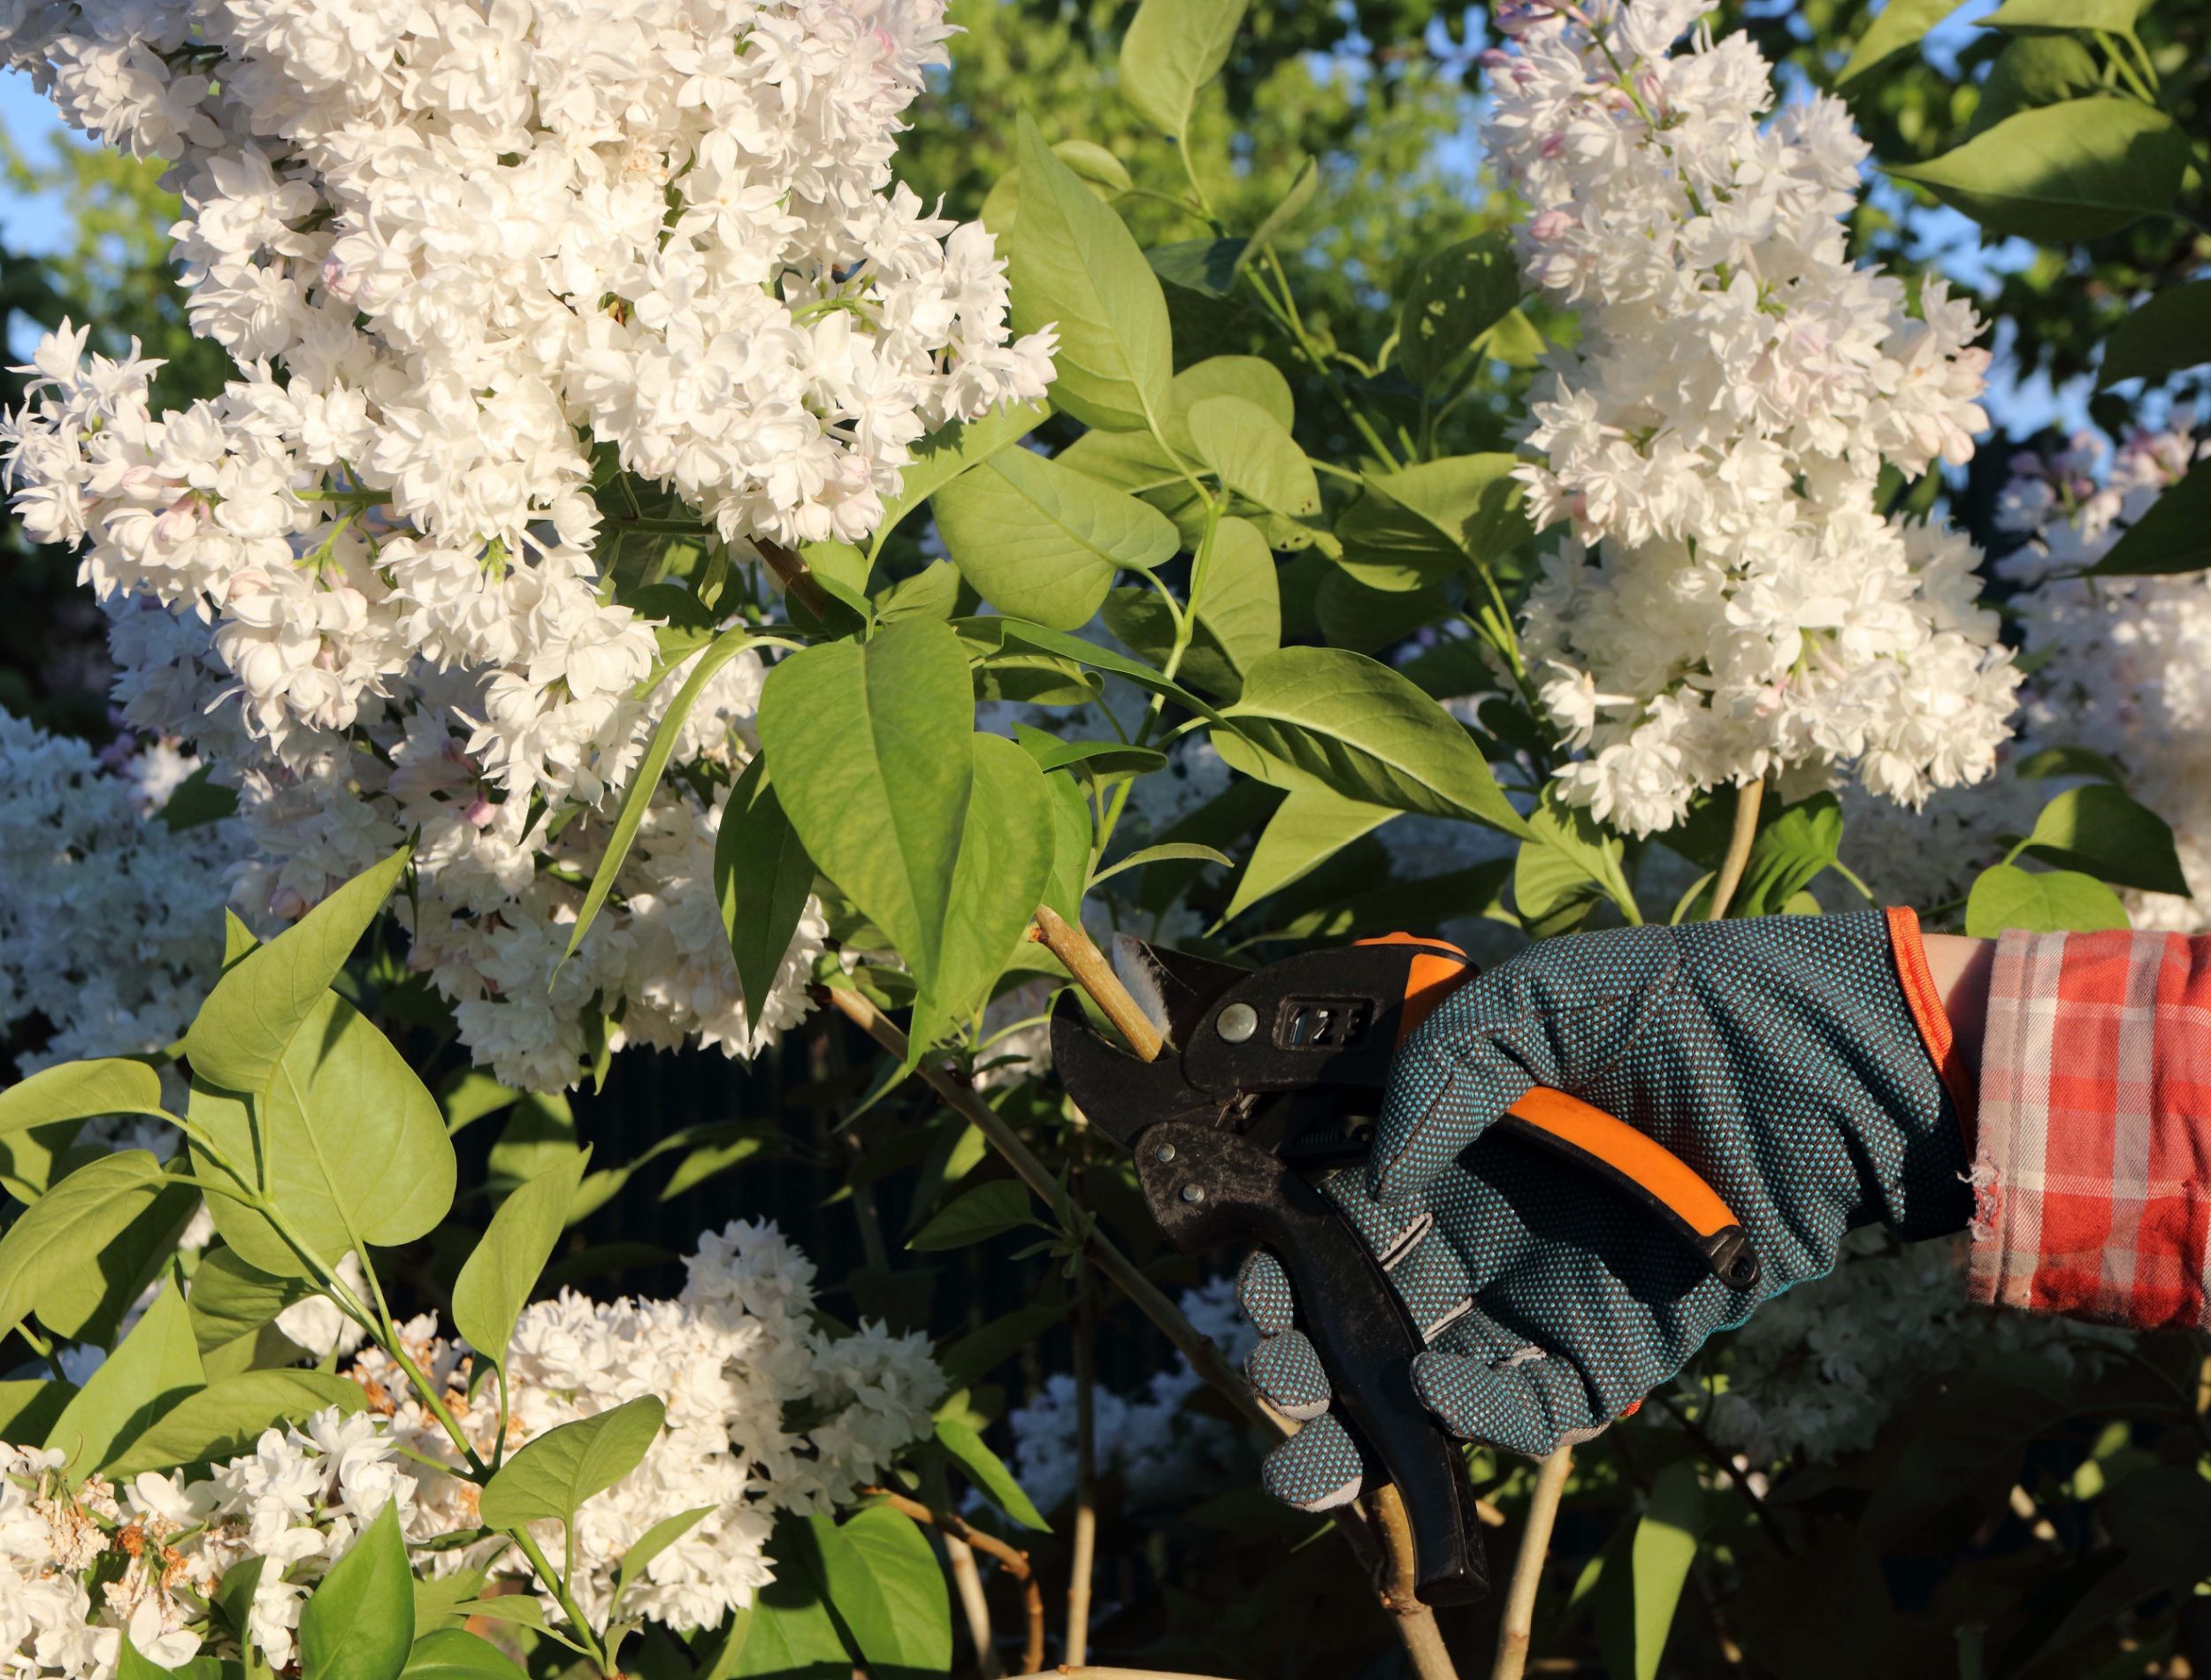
[1705,777,1765,922]
[509,1524,614,1674]
[1030,905,1161,1059]
[1066,1280,1099,1667]
[1370,1484,1463,1680]
[754,537,832,620]
[1490,1446,1574,1680]
[944,1534,1004,1679]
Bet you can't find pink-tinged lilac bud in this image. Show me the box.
[1529,209,1578,241]
[466,790,495,829]
[270,886,307,920]
[1477,47,1514,73]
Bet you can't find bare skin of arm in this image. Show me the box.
[1922,934,1995,1081]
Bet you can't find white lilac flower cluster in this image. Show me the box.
[1699,1230,2126,1464]
[1484,0,2020,836]
[1840,422,2208,926]
[1006,1276,1257,1516]
[0,1221,941,1678]
[0,707,232,1077]
[0,0,1056,1089]
[359,1218,942,1630]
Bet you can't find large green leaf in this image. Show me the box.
[0,1059,171,1137]
[189,994,456,1276]
[1600,1461,1705,1680]
[935,733,1054,1042]
[398,1632,524,1680]
[1516,794,1636,937]
[805,1508,952,1675]
[1965,864,2131,936]
[1889,98,2190,242]
[46,1280,203,1477]
[756,621,974,1049]
[933,1417,1050,1532]
[2016,783,2190,896]
[1119,0,1247,137]
[567,625,760,962]
[1732,794,1844,919]
[714,755,816,1038]
[728,1552,852,1679]
[1397,233,1519,394]
[1971,34,2101,132]
[0,1150,168,1337]
[1189,397,1319,523]
[453,1152,590,1375]
[2099,279,2211,388]
[1192,515,1281,683]
[1335,455,1525,591]
[108,1370,368,1477]
[931,447,1177,630]
[299,1501,413,1680]
[1041,771,1092,927]
[991,619,1221,722]
[1984,0,2146,34]
[478,1394,666,1533]
[1836,0,1964,89]
[185,848,410,1094]
[2091,469,2211,576]
[1236,154,1318,270]
[1220,647,1528,834]
[37,1176,202,1345]
[907,1180,1037,1252]
[1007,116,1170,433]
[1225,785,1397,921]
[872,401,1046,561]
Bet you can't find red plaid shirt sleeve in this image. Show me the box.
[1966,928,2211,1331]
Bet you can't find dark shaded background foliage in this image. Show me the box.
[4,2,2211,1675]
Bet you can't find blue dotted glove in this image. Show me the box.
[1242,910,1970,1507]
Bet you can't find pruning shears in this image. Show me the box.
[1049,933,1759,1607]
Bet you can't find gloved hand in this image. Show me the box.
[1239,908,1972,1510]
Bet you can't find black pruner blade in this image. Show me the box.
[1048,985,1220,1152]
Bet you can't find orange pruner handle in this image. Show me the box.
[1353,933,1761,1290]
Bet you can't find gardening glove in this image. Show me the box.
[1240,907,1972,1510]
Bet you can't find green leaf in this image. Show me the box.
[908,1180,1036,1251]
[0,1059,171,1137]
[107,1370,368,1477]
[872,402,1047,561]
[2016,744,2126,783]
[939,734,1056,1032]
[1225,786,1397,921]
[1620,1462,1705,1680]
[1041,772,1092,926]
[0,1151,169,1338]
[479,1394,667,1533]
[1733,793,1844,919]
[440,1072,520,1138]
[300,1501,413,1680]
[2099,279,2211,388]
[932,447,1177,630]
[1397,233,1519,393]
[1965,864,2131,936]
[2016,783,2190,896]
[47,1280,203,1477]
[1119,0,1247,136]
[756,621,973,1051]
[185,847,411,1095]
[2091,468,2211,576]
[157,763,239,831]
[613,1507,716,1617]
[714,755,817,1039]
[1148,239,1244,299]
[1269,859,1513,943]
[728,1562,851,1679]
[1515,790,1637,937]
[0,1380,73,1445]
[399,1632,524,1680]
[190,995,457,1276]
[1008,115,1171,434]
[933,1417,1050,1531]
[1235,154,1318,271]
[1313,569,1450,656]
[1837,0,1964,89]
[1192,515,1281,682]
[453,1151,591,1375]
[937,1302,1070,1390]
[1189,396,1319,522]
[1013,729,1168,780]
[874,561,960,625]
[117,1637,175,1680]
[1888,97,2190,242]
[1220,646,1529,834]
[1091,842,1235,886]
[1972,34,2101,132]
[992,620,1222,722]
[806,1508,951,1674]
[1985,0,2146,34]
[38,1180,201,1346]
[1335,455,1526,592]
[567,626,758,962]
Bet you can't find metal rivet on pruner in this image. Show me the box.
[1152,1142,1177,1165]
[1216,1003,1259,1043]
[1180,1183,1206,1203]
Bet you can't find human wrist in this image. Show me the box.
[1920,934,1993,1083]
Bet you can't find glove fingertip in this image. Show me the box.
[1259,1414,1364,1514]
